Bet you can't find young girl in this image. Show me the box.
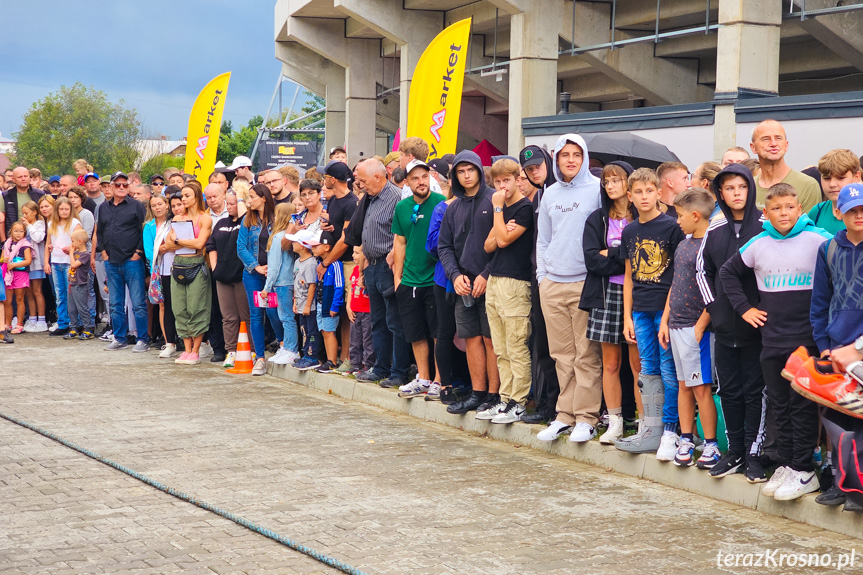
[581,161,642,444]
[3,222,33,333]
[259,202,299,365]
[45,197,82,337]
[21,201,48,332]
[72,159,92,186]
[144,193,177,357]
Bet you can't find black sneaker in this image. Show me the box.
[475,393,500,414]
[446,392,487,415]
[819,465,835,492]
[744,454,767,483]
[210,354,226,363]
[440,386,471,405]
[356,369,383,383]
[521,412,549,424]
[815,484,847,506]
[844,498,863,513]
[708,452,744,478]
[379,376,406,389]
[49,327,70,337]
[315,360,338,374]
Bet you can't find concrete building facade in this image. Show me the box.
[275,0,863,165]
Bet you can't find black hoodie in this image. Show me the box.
[580,161,637,311]
[695,163,763,347]
[524,147,556,274]
[438,150,496,282]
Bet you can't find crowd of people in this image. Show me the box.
[3,118,862,509]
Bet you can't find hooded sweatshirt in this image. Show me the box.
[536,134,602,284]
[695,163,764,348]
[438,150,495,282]
[580,161,636,310]
[522,146,556,275]
[810,229,863,352]
[720,213,832,348]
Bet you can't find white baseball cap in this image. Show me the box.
[228,155,253,170]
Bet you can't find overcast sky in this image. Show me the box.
[0,0,301,141]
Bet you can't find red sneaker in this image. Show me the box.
[782,346,811,382]
[792,358,863,419]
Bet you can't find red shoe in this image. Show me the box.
[792,357,863,419]
[782,346,810,381]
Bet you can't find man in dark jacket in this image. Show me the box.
[696,162,767,481]
[439,150,501,414]
[2,167,45,242]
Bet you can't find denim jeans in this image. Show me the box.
[104,258,149,343]
[274,285,298,353]
[632,310,679,426]
[51,263,71,329]
[363,259,410,380]
[242,270,282,357]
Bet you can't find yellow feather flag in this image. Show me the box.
[406,18,471,160]
[184,72,231,178]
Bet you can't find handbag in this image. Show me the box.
[148,269,164,304]
[172,261,204,285]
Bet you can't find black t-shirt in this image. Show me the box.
[205,215,244,283]
[274,195,292,206]
[488,197,535,281]
[258,225,270,266]
[326,191,358,261]
[622,212,685,312]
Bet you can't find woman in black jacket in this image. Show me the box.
[580,161,642,444]
[206,191,249,368]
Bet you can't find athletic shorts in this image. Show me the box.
[454,292,490,339]
[670,327,714,388]
[396,283,436,343]
[316,306,340,333]
[7,270,29,290]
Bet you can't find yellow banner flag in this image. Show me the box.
[406,18,471,160]
[184,72,231,178]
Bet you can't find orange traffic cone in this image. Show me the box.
[226,321,254,374]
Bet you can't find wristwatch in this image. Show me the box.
[855,335,863,353]
[493,207,503,213]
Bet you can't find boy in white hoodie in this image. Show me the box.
[535,134,604,443]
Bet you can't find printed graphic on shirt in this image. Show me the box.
[631,238,670,283]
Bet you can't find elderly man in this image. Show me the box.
[200,182,228,364]
[348,159,411,388]
[750,119,821,211]
[2,166,45,241]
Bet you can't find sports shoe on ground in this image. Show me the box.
[268,348,295,365]
[33,321,48,333]
[222,351,236,368]
[674,439,696,467]
[843,499,863,512]
[184,352,201,365]
[356,369,383,383]
[762,466,793,497]
[296,357,322,371]
[656,432,679,461]
[379,376,406,389]
[537,420,572,441]
[10,324,23,334]
[475,393,501,415]
[0,329,14,344]
[78,331,94,340]
[198,342,213,358]
[774,470,819,501]
[815,484,847,506]
[22,319,36,333]
[48,322,58,333]
[792,357,863,418]
[103,339,127,350]
[696,443,721,469]
[132,341,150,353]
[159,343,177,359]
[175,352,191,364]
[599,414,624,444]
[251,357,267,376]
[708,452,744,478]
[446,392,487,415]
[492,400,525,424]
[334,360,354,375]
[63,330,79,340]
[424,382,442,401]
[744,454,767,483]
[98,329,113,341]
[49,327,70,337]
[569,422,596,443]
[398,378,430,398]
[475,399,507,420]
[440,386,471,405]
[315,360,339,374]
[782,346,810,381]
[210,354,226,363]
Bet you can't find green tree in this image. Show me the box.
[11,82,140,175]
[216,115,263,165]
[139,153,186,183]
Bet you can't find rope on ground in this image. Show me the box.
[0,410,370,575]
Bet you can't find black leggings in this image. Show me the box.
[161,275,177,344]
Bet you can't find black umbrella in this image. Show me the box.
[581,132,680,170]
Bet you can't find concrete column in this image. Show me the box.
[713,0,782,159]
[345,62,377,163]
[507,6,559,155]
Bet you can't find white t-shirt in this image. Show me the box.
[49,218,82,264]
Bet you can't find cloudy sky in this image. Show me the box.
[0,0,302,141]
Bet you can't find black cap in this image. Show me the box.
[319,231,337,246]
[427,158,449,180]
[110,171,129,182]
[519,145,545,168]
[323,161,352,182]
[150,174,165,184]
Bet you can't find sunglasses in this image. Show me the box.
[114,183,130,188]
[410,202,421,224]
[152,181,164,186]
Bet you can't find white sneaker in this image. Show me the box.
[569,422,596,443]
[251,357,267,376]
[198,342,214,358]
[600,414,624,444]
[159,343,177,358]
[268,348,292,365]
[48,322,58,333]
[223,351,236,368]
[22,319,36,333]
[34,321,49,333]
[774,470,819,501]
[475,400,508,420]
[762,466,793,497]
[399,377,422,392]
[656,432,680,461]
[537,420,572,441]
[491,401,525,424]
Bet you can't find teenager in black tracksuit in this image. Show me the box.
[695,163,767,481]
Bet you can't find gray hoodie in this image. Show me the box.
[536,133,602,284]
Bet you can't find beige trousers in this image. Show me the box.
[486,276,532,404]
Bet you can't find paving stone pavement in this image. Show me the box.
[1,336,861,574]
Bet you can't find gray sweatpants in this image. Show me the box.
[349,311,375,369]
[69,284,94,330]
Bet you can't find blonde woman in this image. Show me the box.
[44,197,82,336]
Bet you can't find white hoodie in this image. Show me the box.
[536,133,601,284]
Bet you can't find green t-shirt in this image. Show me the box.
[391,192,445,287]
[755,169,822,212]
[0,191,35,214]
[807,201,845,236]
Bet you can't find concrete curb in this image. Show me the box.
[268,364,863,540]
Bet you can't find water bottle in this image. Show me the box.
[321,197,328,211]
[462,293,475,308]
